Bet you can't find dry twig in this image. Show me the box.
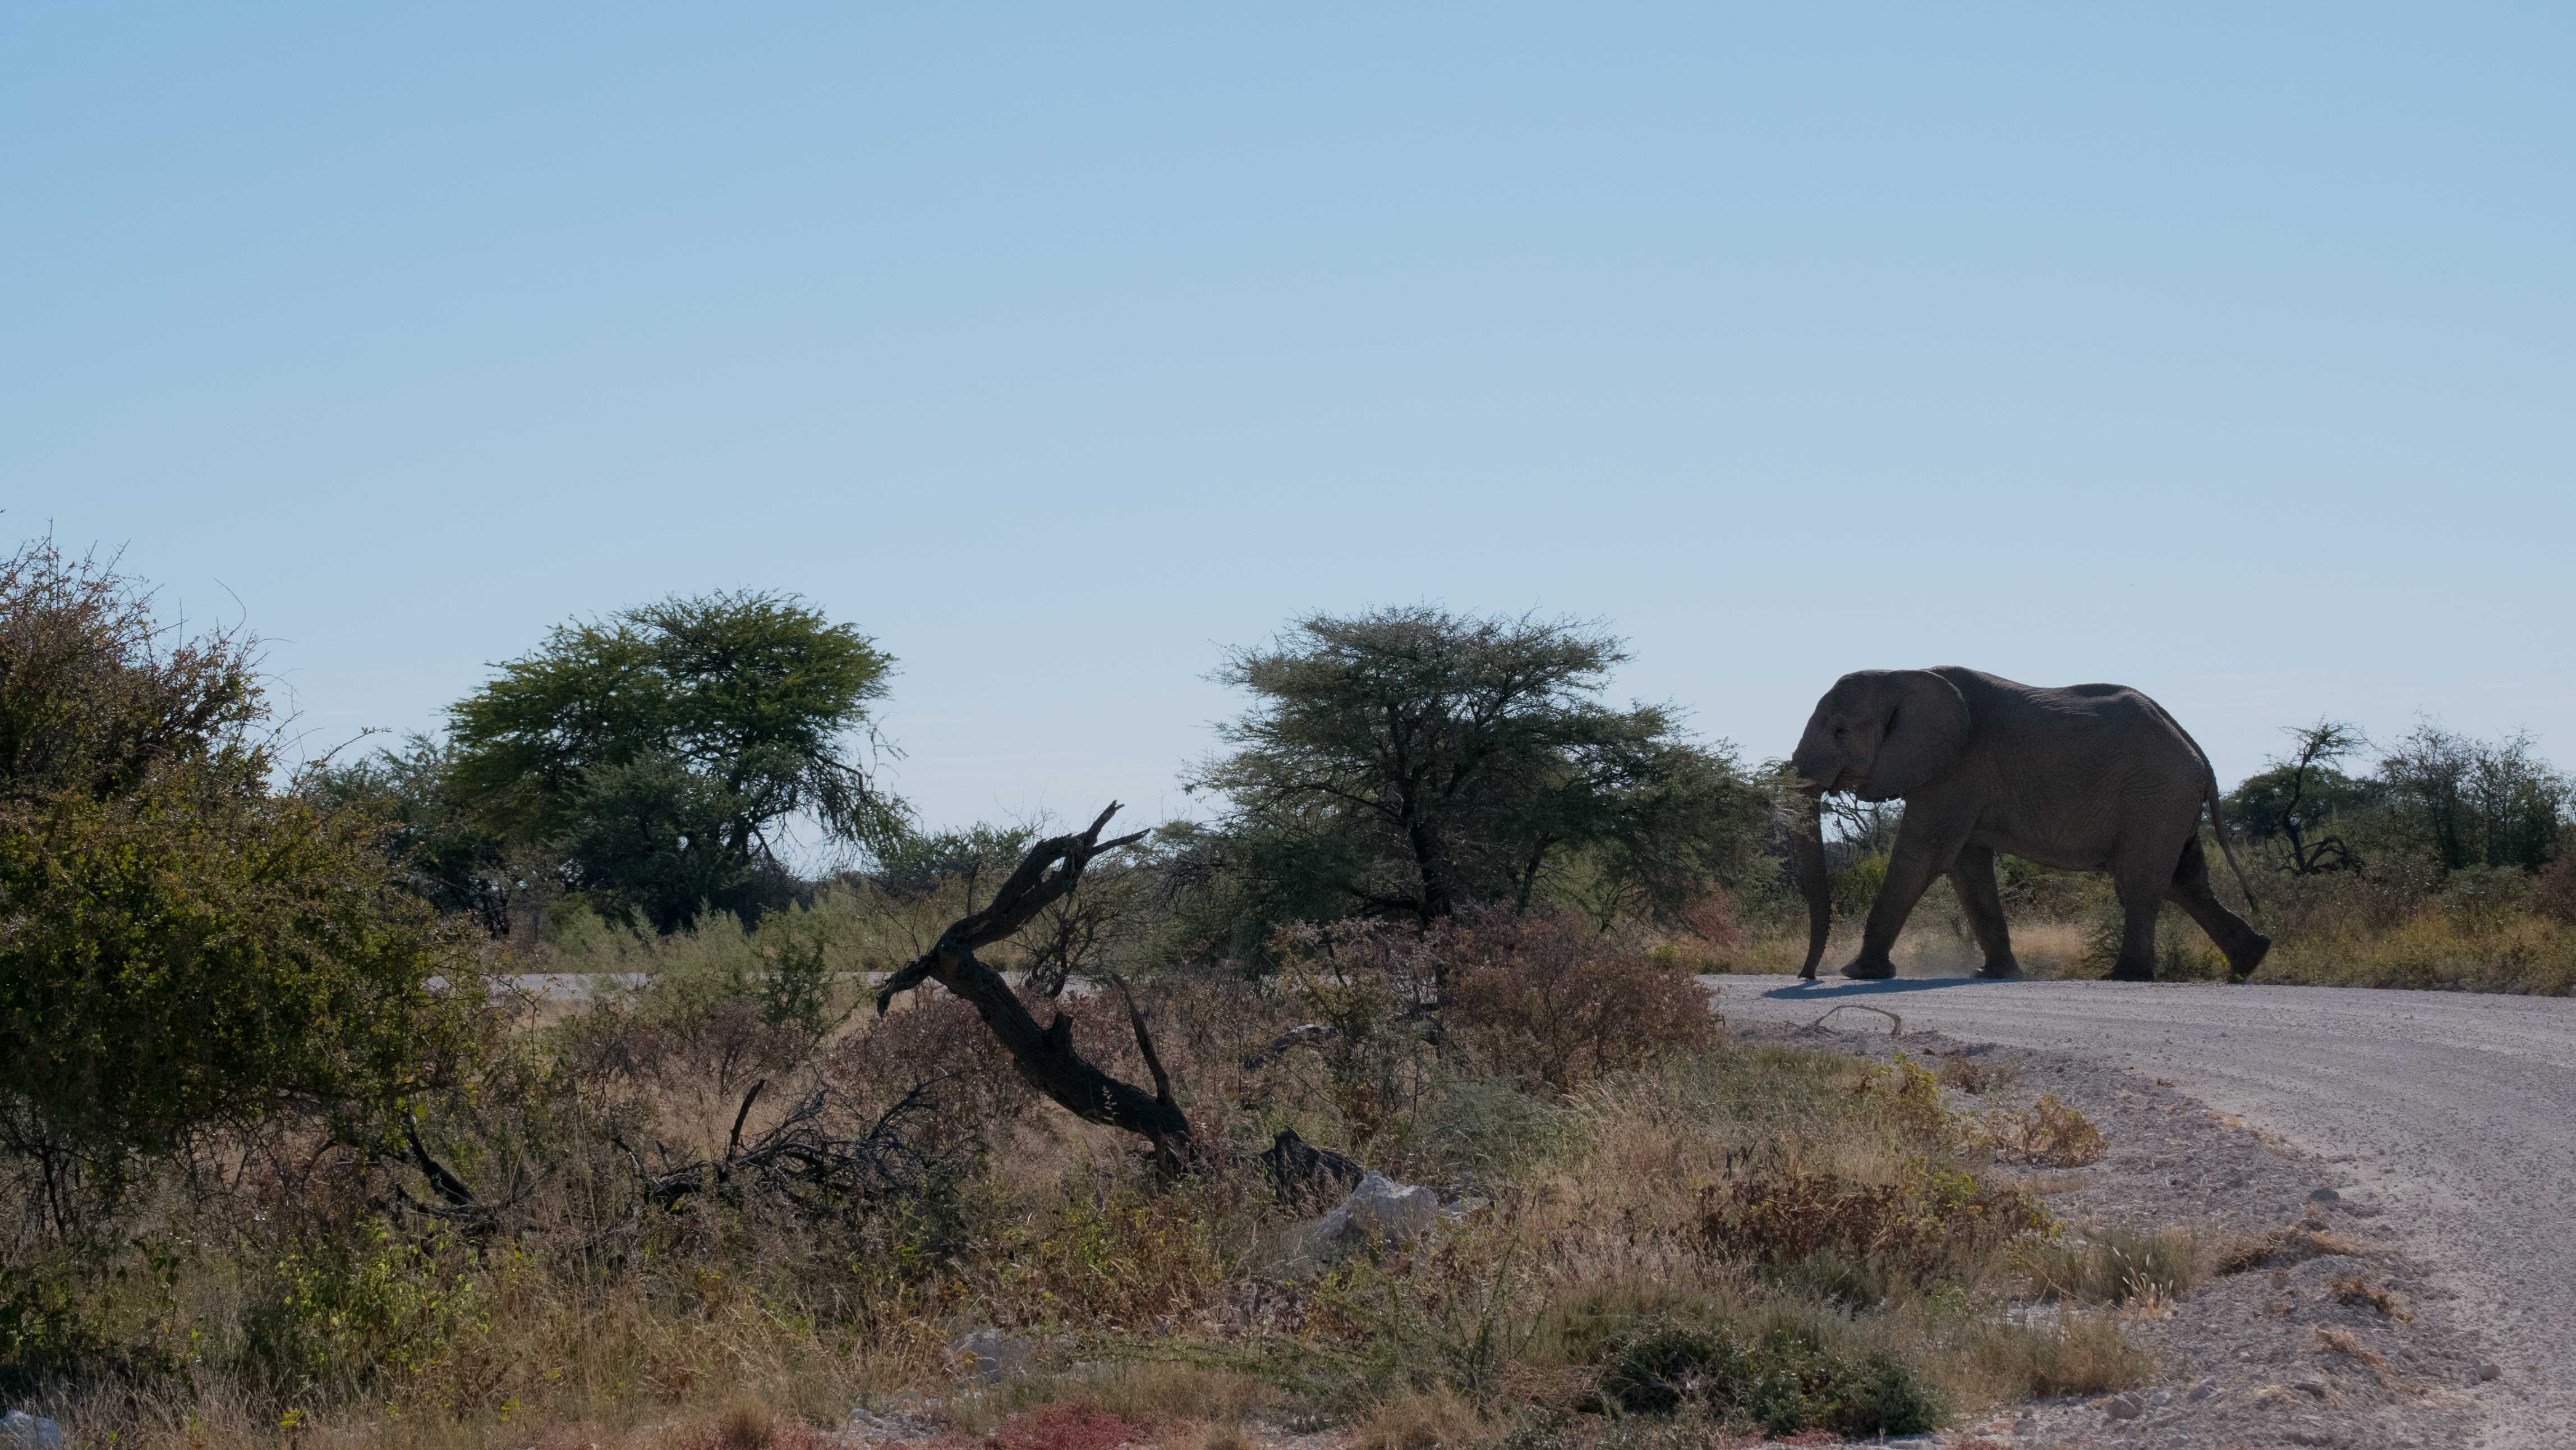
[1808,1003,1905,1036]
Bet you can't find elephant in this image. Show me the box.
[1786,667,2267,983]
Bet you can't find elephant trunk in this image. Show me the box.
[1789,788,1832,980]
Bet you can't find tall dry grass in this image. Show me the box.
[7,910,2173,1450]
[1729,850,2575,994]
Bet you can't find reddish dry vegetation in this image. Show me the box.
[963,1402,1159,1450]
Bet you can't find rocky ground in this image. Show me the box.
[1732,1016,2493,1449]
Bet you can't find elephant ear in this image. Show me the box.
[1856,670,1971,801]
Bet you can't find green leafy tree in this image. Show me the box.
[310,733,536,937]
[1184,607,1765,950]
[2225,721,2376,874]
[0,540,473,1220]
[446,590,905,932]
[2373,722,2568,873]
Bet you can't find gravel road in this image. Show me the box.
[1705,973,2576,1449]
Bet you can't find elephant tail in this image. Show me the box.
[2202,775,2262,914]
[2141,695,2262,914]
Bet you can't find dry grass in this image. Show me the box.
[1958,1310,2147,1399]
[1931,1052,2020,1096]
[1735,870,2575,995]
[2313,1327,2388,1379]
[8,911,2169,1450]
[2212,1224,2384,1275]
[2015,1226,2209,1305]
[2256,908,2576,994]
[2329,1274,2412,1321]
[2001,921,2095,979]
[1350,1388,1487,1450]
[1976,1095,2107,1167]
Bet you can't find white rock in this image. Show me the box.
[1315,1171,1441,1247]
[2,1412,63,1450]
[1278,1171,1448,1276]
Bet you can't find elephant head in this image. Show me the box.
[1784,669,1972,976]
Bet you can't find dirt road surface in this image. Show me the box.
[1704,973,2576,1448]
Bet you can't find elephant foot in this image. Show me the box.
[1975,960,2024,980]
[1840,958,1897,981]
[2228,935,2273,981]
[2105,963,2155,983]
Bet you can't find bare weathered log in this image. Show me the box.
[624,1078,951,1212]
[875,803,1192,1161]
[1241,1022,1336,1071]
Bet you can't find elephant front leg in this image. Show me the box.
[1844,823,1963,980]
[1947,844,2022,979]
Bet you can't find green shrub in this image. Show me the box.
[241,1226,488,1395]
[1416,1074,1572,1180]
[1,783,476,1165]
[1699,1162,2049,1302]
[1832,852,1889,921]
[1848,1054,1956,1147]
[0,541,477,1199]
[1592,1324,1943,1434]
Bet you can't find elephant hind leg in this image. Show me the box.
[1947,845,2022,979]
[2168,838,2271,979]
[2103,838,2180,981]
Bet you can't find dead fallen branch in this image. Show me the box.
[1808,1003,1904,1036]
[615,1076,955,1212]
[1241,1022,1336,1071]
[876,803,1192,1164]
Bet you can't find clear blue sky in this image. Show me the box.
[8,3,2570,834]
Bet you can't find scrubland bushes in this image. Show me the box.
[5,539,2563,1450]
[3,884,2154,1449]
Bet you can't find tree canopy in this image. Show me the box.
[444,590,904,932]
[2376,722,2568,873]
[2225,718,2567,878]
[2225,721,2376,874]
[1182,607,1765,949]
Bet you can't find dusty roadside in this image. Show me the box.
[1730,1016,2485,1448]
[1712,974,2574,1448]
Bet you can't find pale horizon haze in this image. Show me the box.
[7,4,2570,835]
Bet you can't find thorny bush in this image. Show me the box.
[1699,1162,2052,1304]
[1436,908,1717,1096]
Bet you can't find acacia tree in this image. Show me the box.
[1185,607,1765,943]
[445,590,907,932]
[2226,721,2371,874]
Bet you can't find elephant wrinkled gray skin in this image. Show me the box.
[1788,667,2267,983]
